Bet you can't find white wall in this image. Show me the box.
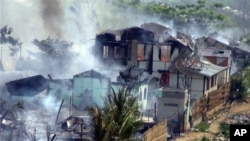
[190,75,205,100]
[169,73,205,100]
[138,84,148,112]
[153,61,171,72]
[157,89,188,123]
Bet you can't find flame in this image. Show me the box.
[161,57,168,62]
[137,56,144,61]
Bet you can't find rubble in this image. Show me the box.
[225,111,250,124]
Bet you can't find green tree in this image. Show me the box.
[242,66,250,88]
[230,74,248,102]
[219,123,230,138]
[88,87,142,141]
[0,26,22,57]
[31,37,74,74]
[201,136,210,141]
[115,0,229,30]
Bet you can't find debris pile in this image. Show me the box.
[225,111,250,124]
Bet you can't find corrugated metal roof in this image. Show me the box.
[176,58,228,77]
[194,60,228,77]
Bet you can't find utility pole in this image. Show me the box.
[0,45,2,60]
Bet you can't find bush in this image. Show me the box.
[201,136,210,141]
[219,123,230,138]
[230,75,248,102]
[195,122,209,132]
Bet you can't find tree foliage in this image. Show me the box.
[219,123,230,138]
[88,87,142,141]
[230,74,248,102]
[0,26,22,56]
[32,37,73,58]
[31,37,74,74]
[243,67,250,88]
[115,0,229,29]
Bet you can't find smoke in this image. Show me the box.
[40,0,65,39]
[0,1,160,140]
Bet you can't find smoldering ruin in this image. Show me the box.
[1,0,250,141]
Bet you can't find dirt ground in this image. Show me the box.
[175,98,250,141]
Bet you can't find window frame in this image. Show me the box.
[137,44,145,61]
[114,46,120,59]
[160,45,171,62]
[103,45,109,58]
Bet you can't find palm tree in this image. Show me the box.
[88,106,107,141]
[88,87,142,141]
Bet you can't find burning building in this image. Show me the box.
[196,32,250,74]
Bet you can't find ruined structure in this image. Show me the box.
[196,32,250,74]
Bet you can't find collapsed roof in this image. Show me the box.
[6,75,49,96]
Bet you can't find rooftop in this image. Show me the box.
[141,22,172,35]
[176,58,228,77]
[6,75,49,97]
[193,60,228,77]
[74,69,108,79]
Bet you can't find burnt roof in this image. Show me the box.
[196,32,236,50]
[141,22,171,35]
[167,36,189,46]
[96,26,155,43]
[176,32,195,47]
[6,75,49,96]
[196,33,250,55]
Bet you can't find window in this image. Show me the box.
[103,46,109,58]
[214,75,217,85]
[137,44,145,60]
[144,45,152,60]
[206,78,210,90]
[160,45,171,62]
[114,46,120,58]
[160,71,170,87]
[211,75,217,87]
[139,91,142,101]
[144,88,147,100]
[211,76,214,87]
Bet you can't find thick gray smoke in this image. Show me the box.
[40,0,65,38]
